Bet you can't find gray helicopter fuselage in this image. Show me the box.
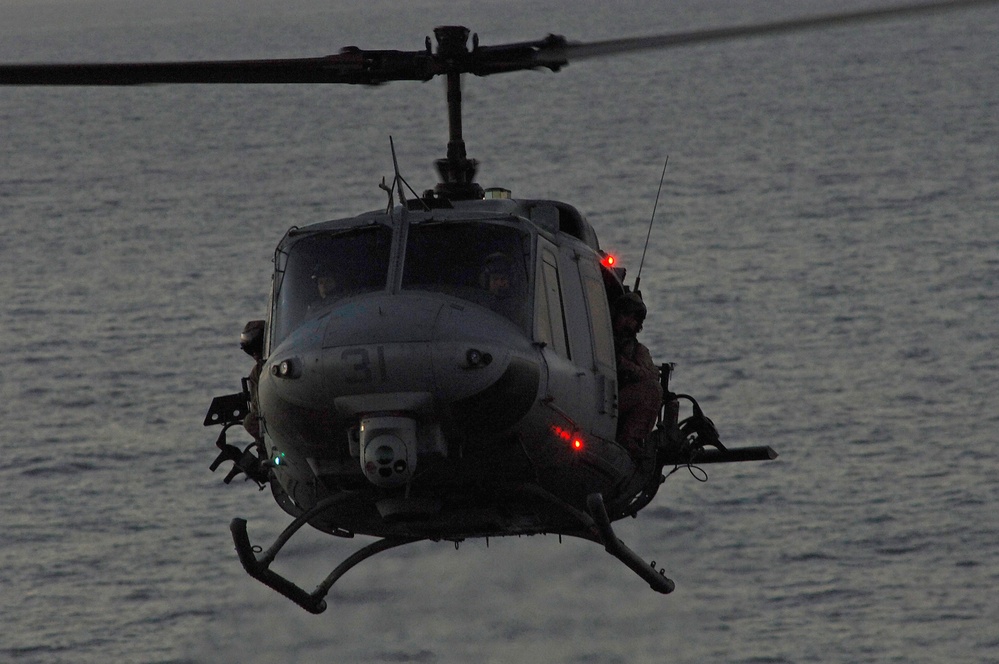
[256,196,637,539]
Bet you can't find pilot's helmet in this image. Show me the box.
[240,319,265,358]
[311,261,336,282]
[480,252,514,294]
[614,291,647,322]
[311,262,340,298]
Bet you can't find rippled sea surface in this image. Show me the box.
[2,1,998,662]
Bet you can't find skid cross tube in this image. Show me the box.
[515,484,674,594]
[586,493,675,594]
[231,486,674,613]
[230,495,421,614]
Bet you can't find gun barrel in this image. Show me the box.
[661,445,778,465]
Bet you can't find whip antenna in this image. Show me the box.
[634,156,669,293]
[390,136,406,205]
[383,136,430,211]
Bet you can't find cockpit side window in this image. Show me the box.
[402,222,531,331]
[271,225,392,346]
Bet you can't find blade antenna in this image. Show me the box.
[634,156,668,294]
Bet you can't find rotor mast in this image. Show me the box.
[433,26,483,201]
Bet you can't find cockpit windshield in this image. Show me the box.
[402,221,531,330]
[271,224,393,346]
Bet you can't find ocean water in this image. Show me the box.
[2,1,998,662]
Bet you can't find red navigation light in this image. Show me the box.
[601,253,617,268]
[551,425,583,451]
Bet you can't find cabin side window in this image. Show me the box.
[402,221,531,331]
[535,246,570,358]
[271,225,393,346]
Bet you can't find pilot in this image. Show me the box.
[478,251,528,328]
[240,319,266,443]
[313,270,339,300]
[307,264,345,315]
[480,252,513,298]
[612,292,662,458]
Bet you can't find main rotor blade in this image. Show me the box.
[1,0,995,86]
[549,0,999,64]
[0,50,435,86]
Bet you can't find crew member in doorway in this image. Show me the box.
[612,292,662,458]
[240,319,266,444]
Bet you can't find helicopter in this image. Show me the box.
[3,0,994,615]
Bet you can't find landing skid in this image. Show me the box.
[229,489,672,613]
